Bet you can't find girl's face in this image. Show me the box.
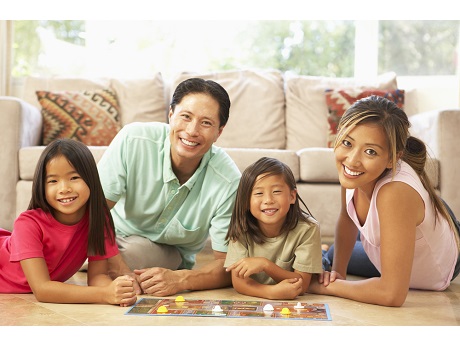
[335,123,393,198]
[45,155,90,225]
[249,173,296,237]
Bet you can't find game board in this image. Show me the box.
[126,296,331,321]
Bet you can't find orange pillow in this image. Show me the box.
[325,88,405,147]
[36,89,122,146]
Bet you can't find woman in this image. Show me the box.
[310,95,460,307]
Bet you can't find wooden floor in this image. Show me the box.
[2,271,459,326]
[2,243,459,342]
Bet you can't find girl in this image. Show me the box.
[0,138,137,306]
[224,157,323,300]
[311,95,460,307]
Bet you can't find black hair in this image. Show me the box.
[226,157,316,245]
[170,77,231,127]
[28,138,115,255]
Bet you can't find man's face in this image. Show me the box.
[168,93,224,170]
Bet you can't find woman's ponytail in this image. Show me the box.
[403,136,459,248]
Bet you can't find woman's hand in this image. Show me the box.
[309,270,346,295]
[318,270,345,286]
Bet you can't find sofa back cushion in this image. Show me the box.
[324,88,405,148]
[23,73,168,127]
[284,72,398,151]
[172,69,286,149]
[224,148,300,181]
[36,88,122,146]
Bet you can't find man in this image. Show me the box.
[97,78,241,296]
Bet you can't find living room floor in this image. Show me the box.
[2,238,460,328]
[1,271,459,327]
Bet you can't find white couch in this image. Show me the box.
[1,69,458,243]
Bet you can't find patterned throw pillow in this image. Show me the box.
[325,88,405,148]
[36,89,122,146]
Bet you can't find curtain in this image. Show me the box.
[0,20,13,96]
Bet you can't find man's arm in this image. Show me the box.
[134,250,231,296]
[182,250,232,290]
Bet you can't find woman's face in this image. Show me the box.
[334,123,393,197]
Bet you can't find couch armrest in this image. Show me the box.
[0,97,42,230]
[409,109,460,215]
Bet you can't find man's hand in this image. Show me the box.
[134,267,185,296]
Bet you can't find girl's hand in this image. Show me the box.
[225,257,269,279]
[270,278,303,300]
[106,275,137,307]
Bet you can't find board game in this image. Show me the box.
[126,296,331,321]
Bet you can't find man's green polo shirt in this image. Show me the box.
[97,122,241,269]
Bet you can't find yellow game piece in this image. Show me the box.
[175,296,185,302]
[157,306,168,313]
[280,307,291,315]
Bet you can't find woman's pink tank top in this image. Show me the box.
[346,160,458,290]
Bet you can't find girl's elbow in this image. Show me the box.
[32,289,51,303]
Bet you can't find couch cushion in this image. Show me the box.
[36,89,122,146]
[223,148,300,181]
[296,182,341,241]
[172,69,286,149]
[297,147,439,188]
[285,72,398,151]
[110,75,169,125]
[19,146,108,180]
[325,88,405,147]
[297,148,338,183]
[23,74,168,126]
[24,77,109,107]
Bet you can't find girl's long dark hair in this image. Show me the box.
[28,138,115,255]
[226,157,316,245]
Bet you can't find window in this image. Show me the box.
[379,20,459,76]
[13,20,460,80]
